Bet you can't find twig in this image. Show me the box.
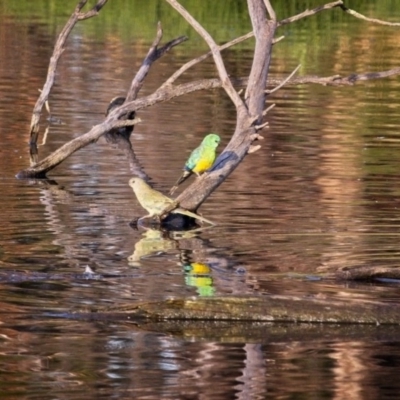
[262,103,275,117]
[107,79,224,121]
[165,0,245,111]
[29,0,108,146]
[248,145,261,154]
[278,0,400,27]
[161,31,254,88]
[278,0,343,26]
[340,4,400,26]
[161,34,285,88]
[285,67,400,86]
[254,121,269,131]
[40,127,50,147]
[125,23,187,102]
[266,64,301,94]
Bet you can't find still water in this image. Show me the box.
[1,0,400,398]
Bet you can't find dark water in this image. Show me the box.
[1,1,400,398]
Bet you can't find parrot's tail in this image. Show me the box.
[169,171,191,195]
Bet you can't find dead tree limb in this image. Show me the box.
[126,22,187,102]
[245,0,276,118]
[160,32,284,89]
[18,0,400,185]
[165,0,244,111]
[17,64,400,180]
[266,64,301,94]
[278,68,400,86]
[161,31,255,88]
[18,24,187,179]
[161,0,400,213]
[278,0,344,26]
[339,4,400,26]
[278,0,400,27]
[17,119,140,179]
[171,0,276,211]
[17,79,221,179]
[29,0,108,147]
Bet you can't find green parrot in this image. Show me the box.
[129,177,215,225]
[169,133,220,195]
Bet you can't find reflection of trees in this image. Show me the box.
[0,310,399,398]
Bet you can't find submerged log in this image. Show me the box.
[85,295,400,325]
[130,320,400,344]
[336,266,400,281]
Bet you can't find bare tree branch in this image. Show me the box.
[29,0,108,147]
[19,0,400,188]
[18,23,188,179]
[278,0,343,26]
[161,33,284,88]
[17,119,140,179]
[161,31,254,88]
[263,0,276,21]
[266,64,301,94]
[278,0,400,27]
[164,0,246,112]
[238,67,400,89]
[173,0,277,211]
[340,4,400,26]
[261,103,275,117]
[125,22,187,102]
[18,63,400,180]
[285,67,400,86]
[77,0,108,19]
[245,0,277,120]
[161,0,361,98]
[255,120,269,131]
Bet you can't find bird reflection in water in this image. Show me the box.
[128,229,215,296]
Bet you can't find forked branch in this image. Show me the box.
[126,22,187,102]
[165,0,245,112]
[29,0,109,147]
[17,119,141,179]
[18,24,187,179]
[172,0,277,211]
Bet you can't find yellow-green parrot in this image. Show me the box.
[129,177,215,225]
[169,133,220,195]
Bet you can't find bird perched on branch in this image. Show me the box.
[169,133,220,195]
[129,177,215,225]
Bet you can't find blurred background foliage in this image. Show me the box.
[0,0,398,46]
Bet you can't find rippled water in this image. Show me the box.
[1,1,400,399]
